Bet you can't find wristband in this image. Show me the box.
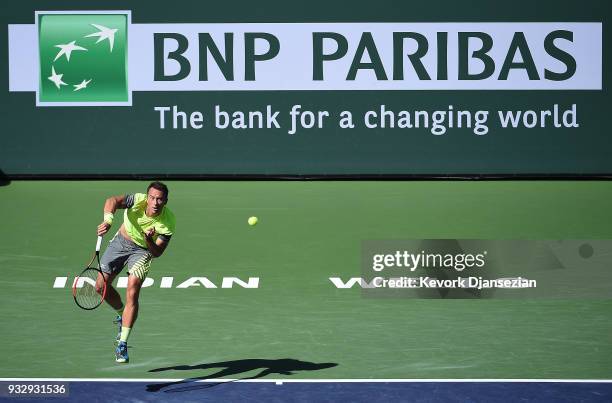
[103,212,114,225]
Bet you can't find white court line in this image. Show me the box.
[1,378,611,383]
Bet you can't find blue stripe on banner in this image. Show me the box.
[9,381,612,402]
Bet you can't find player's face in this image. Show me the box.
[146,188,167,216]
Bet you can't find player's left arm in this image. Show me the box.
[143,228,170,258]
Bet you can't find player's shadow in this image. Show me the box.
[146,358,338,393]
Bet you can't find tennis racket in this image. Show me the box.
[73,236,105,310]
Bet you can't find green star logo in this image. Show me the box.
[37,12,130,106]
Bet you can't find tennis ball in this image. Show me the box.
[248,216,258,226]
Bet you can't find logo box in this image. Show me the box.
[36,11,131,106]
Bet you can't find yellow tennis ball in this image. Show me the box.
[248,216,258,226]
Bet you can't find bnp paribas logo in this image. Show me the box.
[36,11,131,106]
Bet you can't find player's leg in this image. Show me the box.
[115,275,143,363]
[116,251,151,363]
[123,274,143,327]
[95,271,121,310]
[95,271,125,342]
[122,251,151,328]
[99,233,131,343]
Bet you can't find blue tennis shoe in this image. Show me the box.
[115,341,129,363]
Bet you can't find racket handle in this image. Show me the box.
[96,235,103,252]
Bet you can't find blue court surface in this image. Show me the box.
[2,380,611,402]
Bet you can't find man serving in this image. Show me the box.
[95,181,176,363]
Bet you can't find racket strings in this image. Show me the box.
[74,267,104,309]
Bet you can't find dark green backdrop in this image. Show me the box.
[2,1,611,176]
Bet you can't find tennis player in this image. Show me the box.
[95,181,176,363]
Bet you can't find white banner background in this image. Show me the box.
[9,22,602,92]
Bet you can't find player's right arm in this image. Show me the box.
[97,194,129,236]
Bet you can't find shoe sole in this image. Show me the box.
[115,358,129,363]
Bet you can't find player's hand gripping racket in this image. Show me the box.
[73,236,105,310]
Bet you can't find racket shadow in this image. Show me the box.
[146,358,338,393]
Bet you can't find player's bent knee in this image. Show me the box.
[126,281,142,303]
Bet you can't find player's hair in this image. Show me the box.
[147,181,169,199]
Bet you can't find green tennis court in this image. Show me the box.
[1,180,611,379]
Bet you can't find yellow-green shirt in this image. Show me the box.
[123,193,176,248]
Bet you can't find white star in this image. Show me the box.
[73,79,92,91]
[85,24,118,52]
[54,40,87,62]
[48,66,67,89]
